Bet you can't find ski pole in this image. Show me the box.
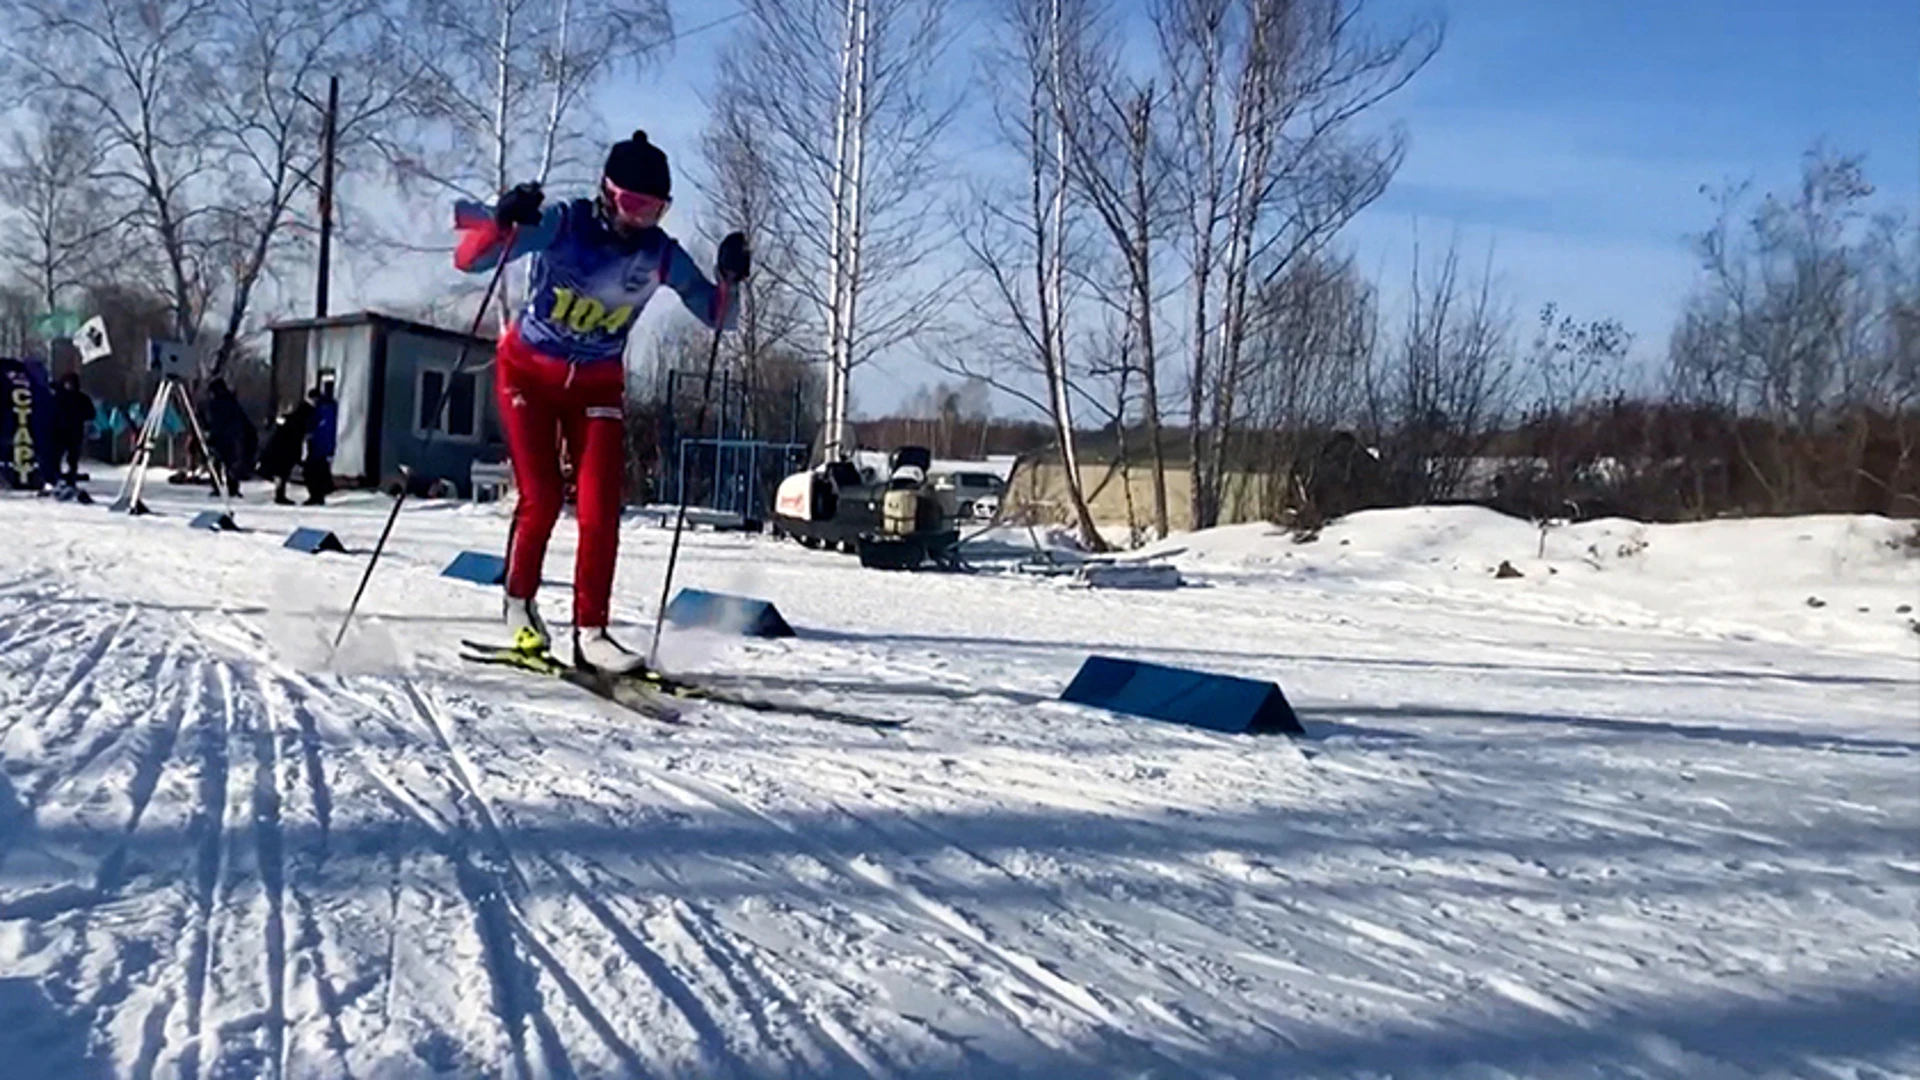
[646,281,734,669]
[330,223,519,654]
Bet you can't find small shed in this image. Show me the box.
[267,311,506,495]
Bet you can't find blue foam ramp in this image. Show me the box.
[442,551,507,585]
[190,510,239,532]
[1059,656,1303,735]
[664,589,795,638]
[284,527,346,554]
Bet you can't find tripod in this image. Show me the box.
[111,374,236,525]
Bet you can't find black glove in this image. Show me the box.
[495,181,544,227]
[717,231,751,283]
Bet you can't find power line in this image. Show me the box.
[661,9,747,48]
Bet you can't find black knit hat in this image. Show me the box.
[603,129,671,199]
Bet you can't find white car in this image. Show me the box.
[931,471,1006,520]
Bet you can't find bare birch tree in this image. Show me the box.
[1156,0,1440,528]
[386,0,671,318]
[697,91,813,398]
[4,0,226,342]
[394,0,673,197]
[1042,1,1182,536]
[1,0,422,374]
[713,0,958,461]
[0,105,124,319]
[201,0,423,376]
[945,0,1110,548]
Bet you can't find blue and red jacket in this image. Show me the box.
[453,196,735,365]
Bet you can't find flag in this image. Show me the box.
[73,316,111,363]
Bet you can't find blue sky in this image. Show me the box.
[1341,0,1919,386]
[348,0,1916,416]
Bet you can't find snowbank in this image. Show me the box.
[1149,506,1920,656]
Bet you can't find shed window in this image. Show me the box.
[419,369,477,438]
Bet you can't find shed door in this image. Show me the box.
[305,323,374,480]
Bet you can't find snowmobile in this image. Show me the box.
[770,445,961,570]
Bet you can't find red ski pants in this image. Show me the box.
[496,327,627,628]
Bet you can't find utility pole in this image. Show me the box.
[315,75,339,319]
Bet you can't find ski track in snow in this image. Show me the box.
[0,485,1917,1078]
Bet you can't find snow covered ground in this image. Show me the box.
[1,474,1916,1079]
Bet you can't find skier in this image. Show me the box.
[453,129,750,675]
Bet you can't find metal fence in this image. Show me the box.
[659,370,812,520]
[671,437,810,521]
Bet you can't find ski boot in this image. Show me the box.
[573,627,649,678]
[505,595,551,658]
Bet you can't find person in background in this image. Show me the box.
[304,385,337,505]
[200,377,253,497]
[50,373,93,487]
[259,395,313,505]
